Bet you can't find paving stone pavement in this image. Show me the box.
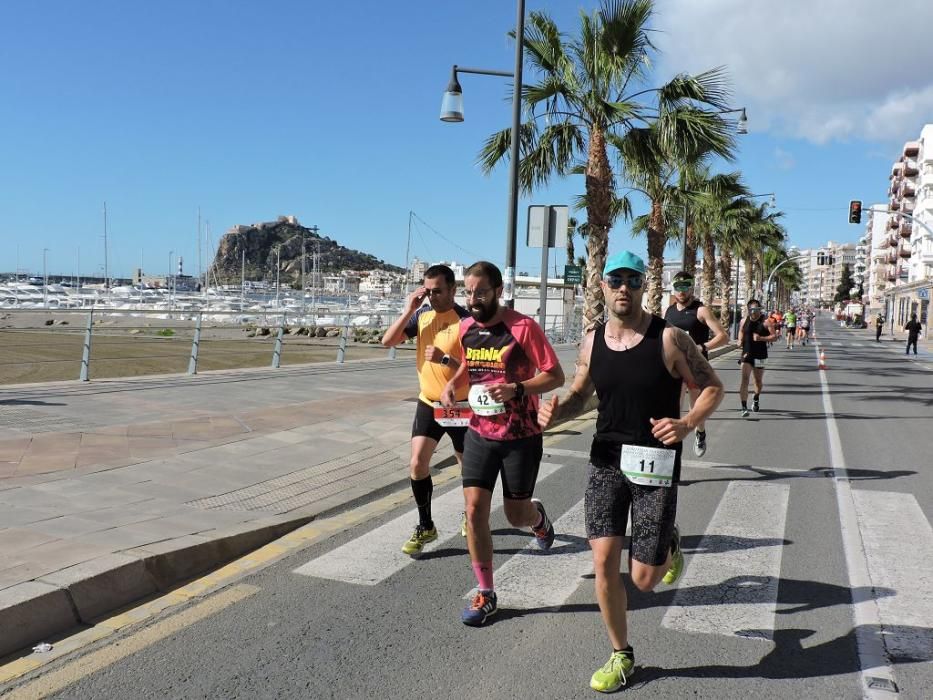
[0,348,582,657]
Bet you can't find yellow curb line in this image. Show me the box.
[0,414,595,688]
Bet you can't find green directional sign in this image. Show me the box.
[564,265,582,285]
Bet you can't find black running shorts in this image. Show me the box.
[585,462,678,566]
[461,429,542,500]
[411,400,467,453]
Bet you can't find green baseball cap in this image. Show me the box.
[603,251,646,277]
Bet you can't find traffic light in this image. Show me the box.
[848,200,862,224]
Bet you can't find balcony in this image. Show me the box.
[900,223,913,238]
[901,185,916,198]
[886,252,898,264]
[905,165,919,178]
[889,199,901,211]
[891,162,905,178]
[898,246,911,258]
[886,269,897,282]
[888,233,900,247]
[888,216,900,229]
[904,141,920,157]
[898,264,909,278]
[902,202,915,215]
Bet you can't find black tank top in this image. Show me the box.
[589,316,683,480]
[664,299,710,346]
[742,316,769,359]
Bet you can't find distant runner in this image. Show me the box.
[663,271,728,457]
[441,260,565,627]
[738,299,777,417]
[382,265,470,556]
[783,309,798,349]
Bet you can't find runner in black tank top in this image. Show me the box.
[663,272,729,457]
[738,299,777,417]
[535,251,724,693]
[590,317,684,480]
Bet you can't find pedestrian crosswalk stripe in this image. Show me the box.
[850,490,933,660]
[832,342,843,346]
[661,481,789,640]
[292,462,563,585]
[464,498,595,610]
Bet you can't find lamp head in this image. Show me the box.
[440,67,464,122]
[737,107,748,135]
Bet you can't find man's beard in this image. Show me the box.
[608,296,637,321]
[470,298,498,323]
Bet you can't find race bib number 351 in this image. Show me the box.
[620,444,675,488]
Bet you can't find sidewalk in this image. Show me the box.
[2,349,586,658]
[0,341,737,659]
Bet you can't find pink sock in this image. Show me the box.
[471,561,494,591]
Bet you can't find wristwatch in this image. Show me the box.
[513,381,525,399]
[441,354,451,366]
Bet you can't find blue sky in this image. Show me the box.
[2,0,930,279]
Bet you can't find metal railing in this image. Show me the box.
[0,306,584,384]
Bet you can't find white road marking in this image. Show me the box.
[850,490,933,661]
[293,462,563,585]
[464,498,594,610]
[543,447,590,460]
[661,481,789,641]
[818,359,900,697]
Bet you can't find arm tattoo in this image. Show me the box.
[559,390,590,420]
[671,328,717,389]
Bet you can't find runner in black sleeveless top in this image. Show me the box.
[738,298,777,417]
[537,251,724,694]
[663,272,728,457]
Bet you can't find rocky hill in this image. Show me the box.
[210,216,403,284]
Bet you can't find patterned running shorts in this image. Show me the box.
[585,462,678,566]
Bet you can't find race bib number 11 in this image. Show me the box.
[620,444,675,488]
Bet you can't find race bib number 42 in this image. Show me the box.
[620,444,675,488]
[468,384,506,416]
[433,401,472,427]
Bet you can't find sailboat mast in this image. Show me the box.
[103,201,109,289]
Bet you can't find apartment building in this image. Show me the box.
[880,124,932,334]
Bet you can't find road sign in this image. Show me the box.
[563,265,582,285]
[527,205,569,248]
[919,288,929,300]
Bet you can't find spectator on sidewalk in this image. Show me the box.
[904,313,922,355]
[875,313,885,342]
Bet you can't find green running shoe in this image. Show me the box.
[590,649,635,693]
[401,524,437,556]
[662,525,684,585]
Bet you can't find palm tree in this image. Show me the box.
[686,170,749,307]
[479,0,736,328]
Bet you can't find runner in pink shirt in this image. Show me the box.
[441,260,565,626]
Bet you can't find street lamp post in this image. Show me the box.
[440,0,525,307]
[274,245,281,307]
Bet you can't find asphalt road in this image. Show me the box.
[5,313,931,699]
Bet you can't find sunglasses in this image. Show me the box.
[672,281,694,292]
[605,274,644,290]
[748,307,762,313]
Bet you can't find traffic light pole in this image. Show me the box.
[864,207,933,239]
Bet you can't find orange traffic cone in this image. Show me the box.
[818,350,827,370]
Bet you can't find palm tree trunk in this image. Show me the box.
[646,201,666,315]
[583,126,613,331]
[684,222,697,277]
[702,234,716,307]
[719,251,733,330]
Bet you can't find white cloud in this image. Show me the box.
[773,147,795,170]
[651,0,933,144]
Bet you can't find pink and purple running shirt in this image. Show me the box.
[458,308,560,441]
